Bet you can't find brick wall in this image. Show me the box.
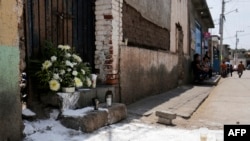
[95,0,123,82]
[122,2,170,50]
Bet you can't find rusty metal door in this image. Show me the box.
[25,0,95,68]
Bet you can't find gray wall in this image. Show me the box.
[125,0,171,29]
[120,46,179,104]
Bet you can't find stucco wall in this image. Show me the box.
[0,0,23,141]
[124,0,171,29]
[170,0,189,54]
[170,0,192,84]
[120,46,179,104]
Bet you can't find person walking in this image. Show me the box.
[220,61,227,78]
[237,61,245,78]
[229,64,233,77]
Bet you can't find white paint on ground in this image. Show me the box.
[23,110,223,141]
[22,108,36,116]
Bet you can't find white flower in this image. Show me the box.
[49,79,60,91]
[72,71,78,76]
[72,62,77,66]
[58,45,71,50]
[63,45,70,50]
[53,73,60,80]
[74,77,83,87]
[86,77,92,87]
[65,53,71,58]
[60,70,65,75]
[51,56,57,62]
[65,60,74,68]
[58,45,64,49]
[81,69,85,75]
[67,68,72,72]
[42,60,52,70]
[72,54,82,62]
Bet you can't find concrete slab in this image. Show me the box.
[128,85,214,119]
[60,103,127,133]
[175,71,250,129]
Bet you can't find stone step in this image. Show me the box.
[59,103,127,133]
[194,75,221,85]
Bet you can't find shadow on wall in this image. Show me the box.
[119,46,189,104]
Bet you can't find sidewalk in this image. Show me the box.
[185,71,250,128]
[128,75,220,120]
[128,85,214,119]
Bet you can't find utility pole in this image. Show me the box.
[235,30,244,65]
[219,0,225,63]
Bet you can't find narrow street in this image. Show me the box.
[23,70,250,141]
[177,70,250,129]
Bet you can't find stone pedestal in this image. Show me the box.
[60,103,127,132]
[57,92,80,111]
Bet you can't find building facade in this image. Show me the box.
[0,0,24,140]
[20,0,214,105]
[94,0,213,104]
[189,0,214,58]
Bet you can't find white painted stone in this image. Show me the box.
[96,5,112,11]
[95,0,111,5]
[156,111,177,119]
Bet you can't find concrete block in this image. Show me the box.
[60,110,108,133]
[155,110,176,119]
[157,117,172,125]
[60,103,127,133]
[100,103,127,124]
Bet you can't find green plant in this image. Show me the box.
[36,44,92,92]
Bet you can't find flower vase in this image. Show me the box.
[62,87,75,93]
[91,74,98,88]
[57,91,80,111]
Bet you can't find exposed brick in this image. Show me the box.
[104,14,113,19]
[122,2,170,50]
[95,0,123,82]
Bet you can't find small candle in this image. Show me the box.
[105,90,113,107]
[106,95,112,107]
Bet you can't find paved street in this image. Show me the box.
[180,70,250,129]
[128,70,250,130]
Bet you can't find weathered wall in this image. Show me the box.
[120,46,179,104]
[124,0,171,29]
[119,0,194,104]
[0,0,23,140]
[95,0,123,82]
[123,2,170,50]
[170,0,192,84]
[170,0,189,54]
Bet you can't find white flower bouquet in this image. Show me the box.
[36,44,92,92]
